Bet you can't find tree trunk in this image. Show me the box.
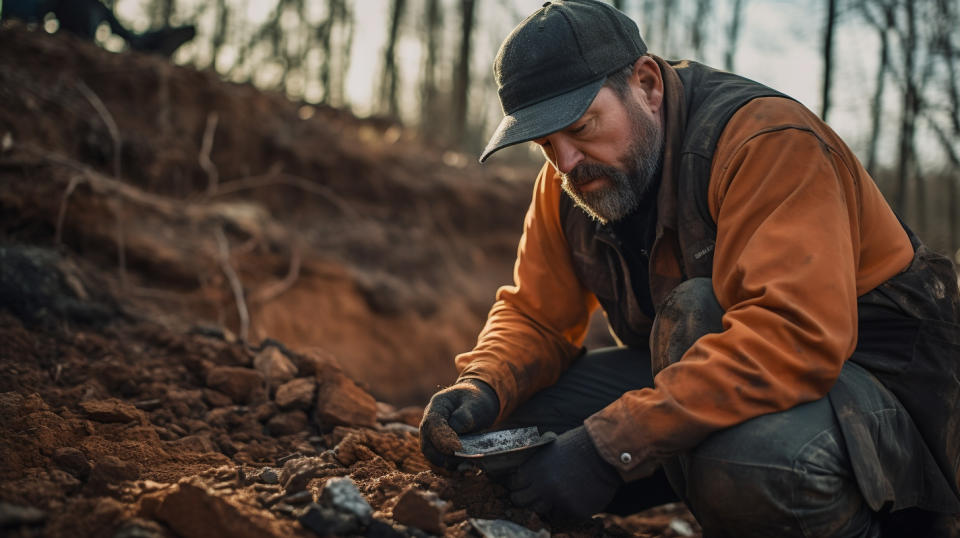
[725,0,746,72]
[420,0,442,136]
[452,0,476,146]
[820,0,837,121]
[691,0,712,60]
[379,0,406,118]
[895,0,918,217]
[865,12,890,177]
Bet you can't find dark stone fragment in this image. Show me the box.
[298,503,361,536]
[0,502,45,527]
[258,467,279,484]
[321,477,372,523]
[365,519,408,538]
[113,518,167,538]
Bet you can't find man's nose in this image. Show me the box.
[552,138,584,174]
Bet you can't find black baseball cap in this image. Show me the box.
[479,0,647,162]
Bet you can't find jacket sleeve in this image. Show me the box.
[585,107,903,480]
[456,163,598,423]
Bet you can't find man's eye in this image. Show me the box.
[570,124,587,134]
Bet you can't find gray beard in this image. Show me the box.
[560,102,664,224]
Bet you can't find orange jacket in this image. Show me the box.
[455,61,914,480]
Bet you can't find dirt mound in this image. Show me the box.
[0,23,695,537]
[0,19,534,407]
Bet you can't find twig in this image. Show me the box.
[250,243,302,305]
[112,198,128,289]
[214,226,250,342]
[55,174,84,244]
[200,111,220,195]
[76,80,122,179]
[210,172,360,219]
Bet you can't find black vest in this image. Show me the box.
[561,61,786,347]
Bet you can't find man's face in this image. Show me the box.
[534,86,664,224]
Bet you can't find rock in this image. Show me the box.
[172,434,219,453]
[53,447,91,480]
[252,401,278,422]
[283,490,313,505]
[365,518,409,538]
[133,399,162,411]
[113,518,167,538]
[298,503,362,536]
[205,366,265,404]
[377,405,424,428]
[267,410,308,437]
[154,477,277,538]
[203,389,233,408]
[320,477,372,523]
[87,455,139,492]
[392,487,447,535]
[469,519,550,538]
[313,374,377,428]
[79,398,144,423]
[257,467,279,485]
[274,378,315,410]
[253,347,298,389]
[280,456,341,494]
[0,501,45,527]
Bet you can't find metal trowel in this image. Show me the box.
[454,427,557,473]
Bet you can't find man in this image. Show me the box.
[419,1,960,536]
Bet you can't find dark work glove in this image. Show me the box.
[419,379,500,469]
[507,425,622,521]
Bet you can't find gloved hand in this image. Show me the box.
[506,425,622,521]
[419,379,499,469]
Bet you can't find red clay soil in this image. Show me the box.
[0,22,699,537]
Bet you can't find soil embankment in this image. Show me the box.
[0,22,696,537]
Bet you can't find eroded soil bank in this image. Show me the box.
[0,22,697,537]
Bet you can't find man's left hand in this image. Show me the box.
[506,425,622,520]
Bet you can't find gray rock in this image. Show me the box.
[321,477,372,523]
[469,519,550,538]
[113,518,166,538]
[258,467,279,484]
[298,503,362,536]
[0,502,45,527]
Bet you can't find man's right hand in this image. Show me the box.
[419,379,500,469]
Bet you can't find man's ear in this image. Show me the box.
[629,56,664,113]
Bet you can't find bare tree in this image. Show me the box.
[691,0,713,60]
[725,0,746,71]
[820,0,838,121]
[420,0,443,136]
[379,0,407,118]
[452,0,477,145]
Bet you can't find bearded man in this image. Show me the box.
[419,1,960,535]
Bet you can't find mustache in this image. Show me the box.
[562,162,622,187]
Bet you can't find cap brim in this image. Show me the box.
[479,77,606,163]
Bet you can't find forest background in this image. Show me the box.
[31,0,960,259]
